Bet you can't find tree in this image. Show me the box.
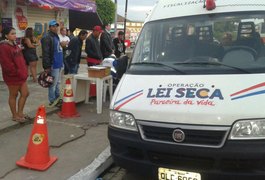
[96,0,116,25]
[214,21,237,41]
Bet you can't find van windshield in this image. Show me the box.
[130,12,265,75]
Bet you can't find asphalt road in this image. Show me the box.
[100,164,153,180]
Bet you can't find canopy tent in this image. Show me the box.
[29,0,96,12]
[25,0,102,30]
[69,10,102,31]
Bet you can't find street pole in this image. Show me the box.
[124,0,128,40]
[114,0,117,36]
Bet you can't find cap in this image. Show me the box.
[49,19,59,27]
[93,25,103,33]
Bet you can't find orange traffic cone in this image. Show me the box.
[58,78,80,118]
[16,105,57,171]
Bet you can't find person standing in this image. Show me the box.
[65,30,88,74]
[41,20,63,106]
[100,23,115,59]
[67,28,75,40]
[59,27,70,75]
[85,26,103,66]
[113,31,126,58]
[0,27,29,123]
[22,27,39,82]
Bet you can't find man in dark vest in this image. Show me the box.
[85,26,103,66]
[100,23,115,59]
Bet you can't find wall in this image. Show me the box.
[0,0,69,81]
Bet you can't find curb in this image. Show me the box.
[0,106,59,135]
[0,100,88,135]
[68,146,113,180]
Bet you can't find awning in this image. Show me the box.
[69,10,102,31]
[29,0,96,12]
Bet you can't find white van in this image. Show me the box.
[108,0,265,179]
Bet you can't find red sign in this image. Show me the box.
[15,7,28,30]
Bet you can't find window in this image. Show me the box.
[131,12,265,75]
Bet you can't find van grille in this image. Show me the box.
[138,121,230,148]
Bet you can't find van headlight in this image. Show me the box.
[109,111,138,131]
[229,119,265,140]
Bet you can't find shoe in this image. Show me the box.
[48,101,57,107]
[48,96,63,108]
[55,99,63,107]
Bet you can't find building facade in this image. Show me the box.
[112,15,144,44]
[0,0,96,81]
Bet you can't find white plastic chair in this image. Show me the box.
[103,81,109,102]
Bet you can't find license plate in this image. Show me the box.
[158,167,201,180]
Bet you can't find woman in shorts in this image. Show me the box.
[22,27,39,82]
[0,27,30,123]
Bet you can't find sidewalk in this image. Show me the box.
[0,58,56,132]
[0,80,50,133]
[0,73,113,179]
[0,64,89,132]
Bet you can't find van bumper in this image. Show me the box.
[108,126,265,180]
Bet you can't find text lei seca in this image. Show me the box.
[147,84,223,106]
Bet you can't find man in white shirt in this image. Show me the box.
[59,27,70,74]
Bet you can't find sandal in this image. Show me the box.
[12,117,28,123]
